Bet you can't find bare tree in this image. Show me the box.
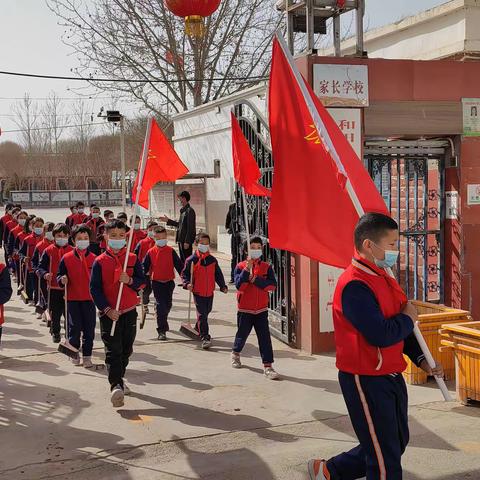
[11,94,41,154]
[42,92,68,154]
[47,0,281,117]
[71,99,94,156]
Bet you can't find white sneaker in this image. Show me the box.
[123,383,131,396]
[70,356,81,366]
[110,385,124,407]
[264,367,280,380]
[231,352,242,369]
[83,356,93,369]
[36,313,43,319]
[202,338,212,350]
[307,459,330,480]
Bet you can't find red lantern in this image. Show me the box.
[165,0,221,37]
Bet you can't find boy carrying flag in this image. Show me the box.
[38,223,73,343]
[308,213,444,480]
[90,219,145,408]
[57,225,97,368]
[231,236,279,380]
[181,233,228,349]
[142,226,183,340]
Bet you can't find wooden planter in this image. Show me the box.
[440,321,480,405]
[402,301,471,385]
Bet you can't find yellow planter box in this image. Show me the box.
[402,301,471,385]
[440,321,480,404]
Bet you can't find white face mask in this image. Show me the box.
[198,244,209,254]
[250,249,262,260]
[45,232,54,241]
[76,240,90,251]
[92,213,100,219]
[56,238,68,247]
[77,208,84,214]
[133,223,141,230]
[18,219,26,227]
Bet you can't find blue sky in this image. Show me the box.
[0,0,448,141]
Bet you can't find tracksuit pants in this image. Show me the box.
[38,277,48,311]
[67,300,96,356]
[26,271,36,303]
[232,311,274,365]
[142,276,152,306]
[326,371,409,480]
[49,289,66,336]
[194,294,213,340]
[100,309,137,390]
[152,280,175,333]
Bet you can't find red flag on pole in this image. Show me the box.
[132,118,189,209]
[231,113,271,197]
[268,36,388,268]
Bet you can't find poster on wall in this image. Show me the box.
[462,98,480,136]
[313,64,369,107]
[11,192,30,202]
[446,191,459,219]
[71,191,88,201]
[318,263,344,333]
[90,191,107,201]
[32,192,50,202]
[326,108,362,157]
[51,192,69,202]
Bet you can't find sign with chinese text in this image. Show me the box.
[446,191,458,219]
[462,98,480,136]
[327,108,362,157]
[314,64,369,107]
[318,263,343,333]
[467,184,480,205]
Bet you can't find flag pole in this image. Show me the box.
[241,187,252,258]
[110,117,153,336]
[275,32,452,402]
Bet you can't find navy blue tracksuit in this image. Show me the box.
[327,281,425,480]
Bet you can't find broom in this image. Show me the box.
[57,283,80,360]
[17,258,24,295]
[179,289,200,340]
[45,275,52,327]
[35,275,44,315]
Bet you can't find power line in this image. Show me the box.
[0,96,115,101]
[0,70,268,84]
[1,121,106,134]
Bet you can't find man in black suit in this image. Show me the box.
[159,191,196,263]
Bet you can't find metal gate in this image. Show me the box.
[232,101,295,345]
[365,141,447,303]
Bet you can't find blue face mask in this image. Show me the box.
[46,232,54,241]
[372,243,399,269]
[18,219,26,227]
[198,244,209,254]
[250,249,262,260]
[108,239,126,250]
[76,240,90,251]
[55,238,68,247]
[156,239,168,247]
[34,227,43,236]
[148,231,155,239]
[133,223,141,230]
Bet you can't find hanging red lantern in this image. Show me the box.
[165,0,221,37]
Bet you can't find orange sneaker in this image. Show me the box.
[307,459,330,480]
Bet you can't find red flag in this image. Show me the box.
[268,37,388,268]
[132,118,189,209]
[231,113,271,197]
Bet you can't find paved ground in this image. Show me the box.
[1,208,480,479]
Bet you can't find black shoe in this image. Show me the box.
[229,280,235,285]
[157,332,167,341]
[52,334,61,343]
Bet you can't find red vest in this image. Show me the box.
[0,263,5,326]
[63,249,96,301]
[95,249,139,312]
[147,246,175,282]
[85,217,104,241]
[71,213,88,226]
[192,252,217,297]
[23,233,43,271]
[236,260,272,314]
[35,238,53,257]
[333,258,408,376]
[44,244,74,290]
[128,229,147,252]
[137,237,155,261]
[1,214,12,227]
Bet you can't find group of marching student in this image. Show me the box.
[0,197,281,407]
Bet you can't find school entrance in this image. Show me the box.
[232,101,295,347]
[365,140,448,304]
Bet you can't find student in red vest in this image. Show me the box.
[134,221,158,313]
[33,222,54,319]
[308,213,444,480]
[7,210,28,282]
[231,236,279,380]
[142,226,183,340]
[3,206,21,255]
[65,206,77,229]
[58,225,97,368]
[71,202,88,226]
[85,205,105,255]
[38,223,73,343]
[0,203,14,253]
[128,215,147,252]
[181,233,228,350]
[19,217,44,306]
[89,219,146,408]
[0,262,13,346]
[98,210,115,253]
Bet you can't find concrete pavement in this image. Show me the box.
[0,208,479,479]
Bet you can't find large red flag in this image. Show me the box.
[231,113,271,197]
[132,118,189,209]
[268,37,388,268]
